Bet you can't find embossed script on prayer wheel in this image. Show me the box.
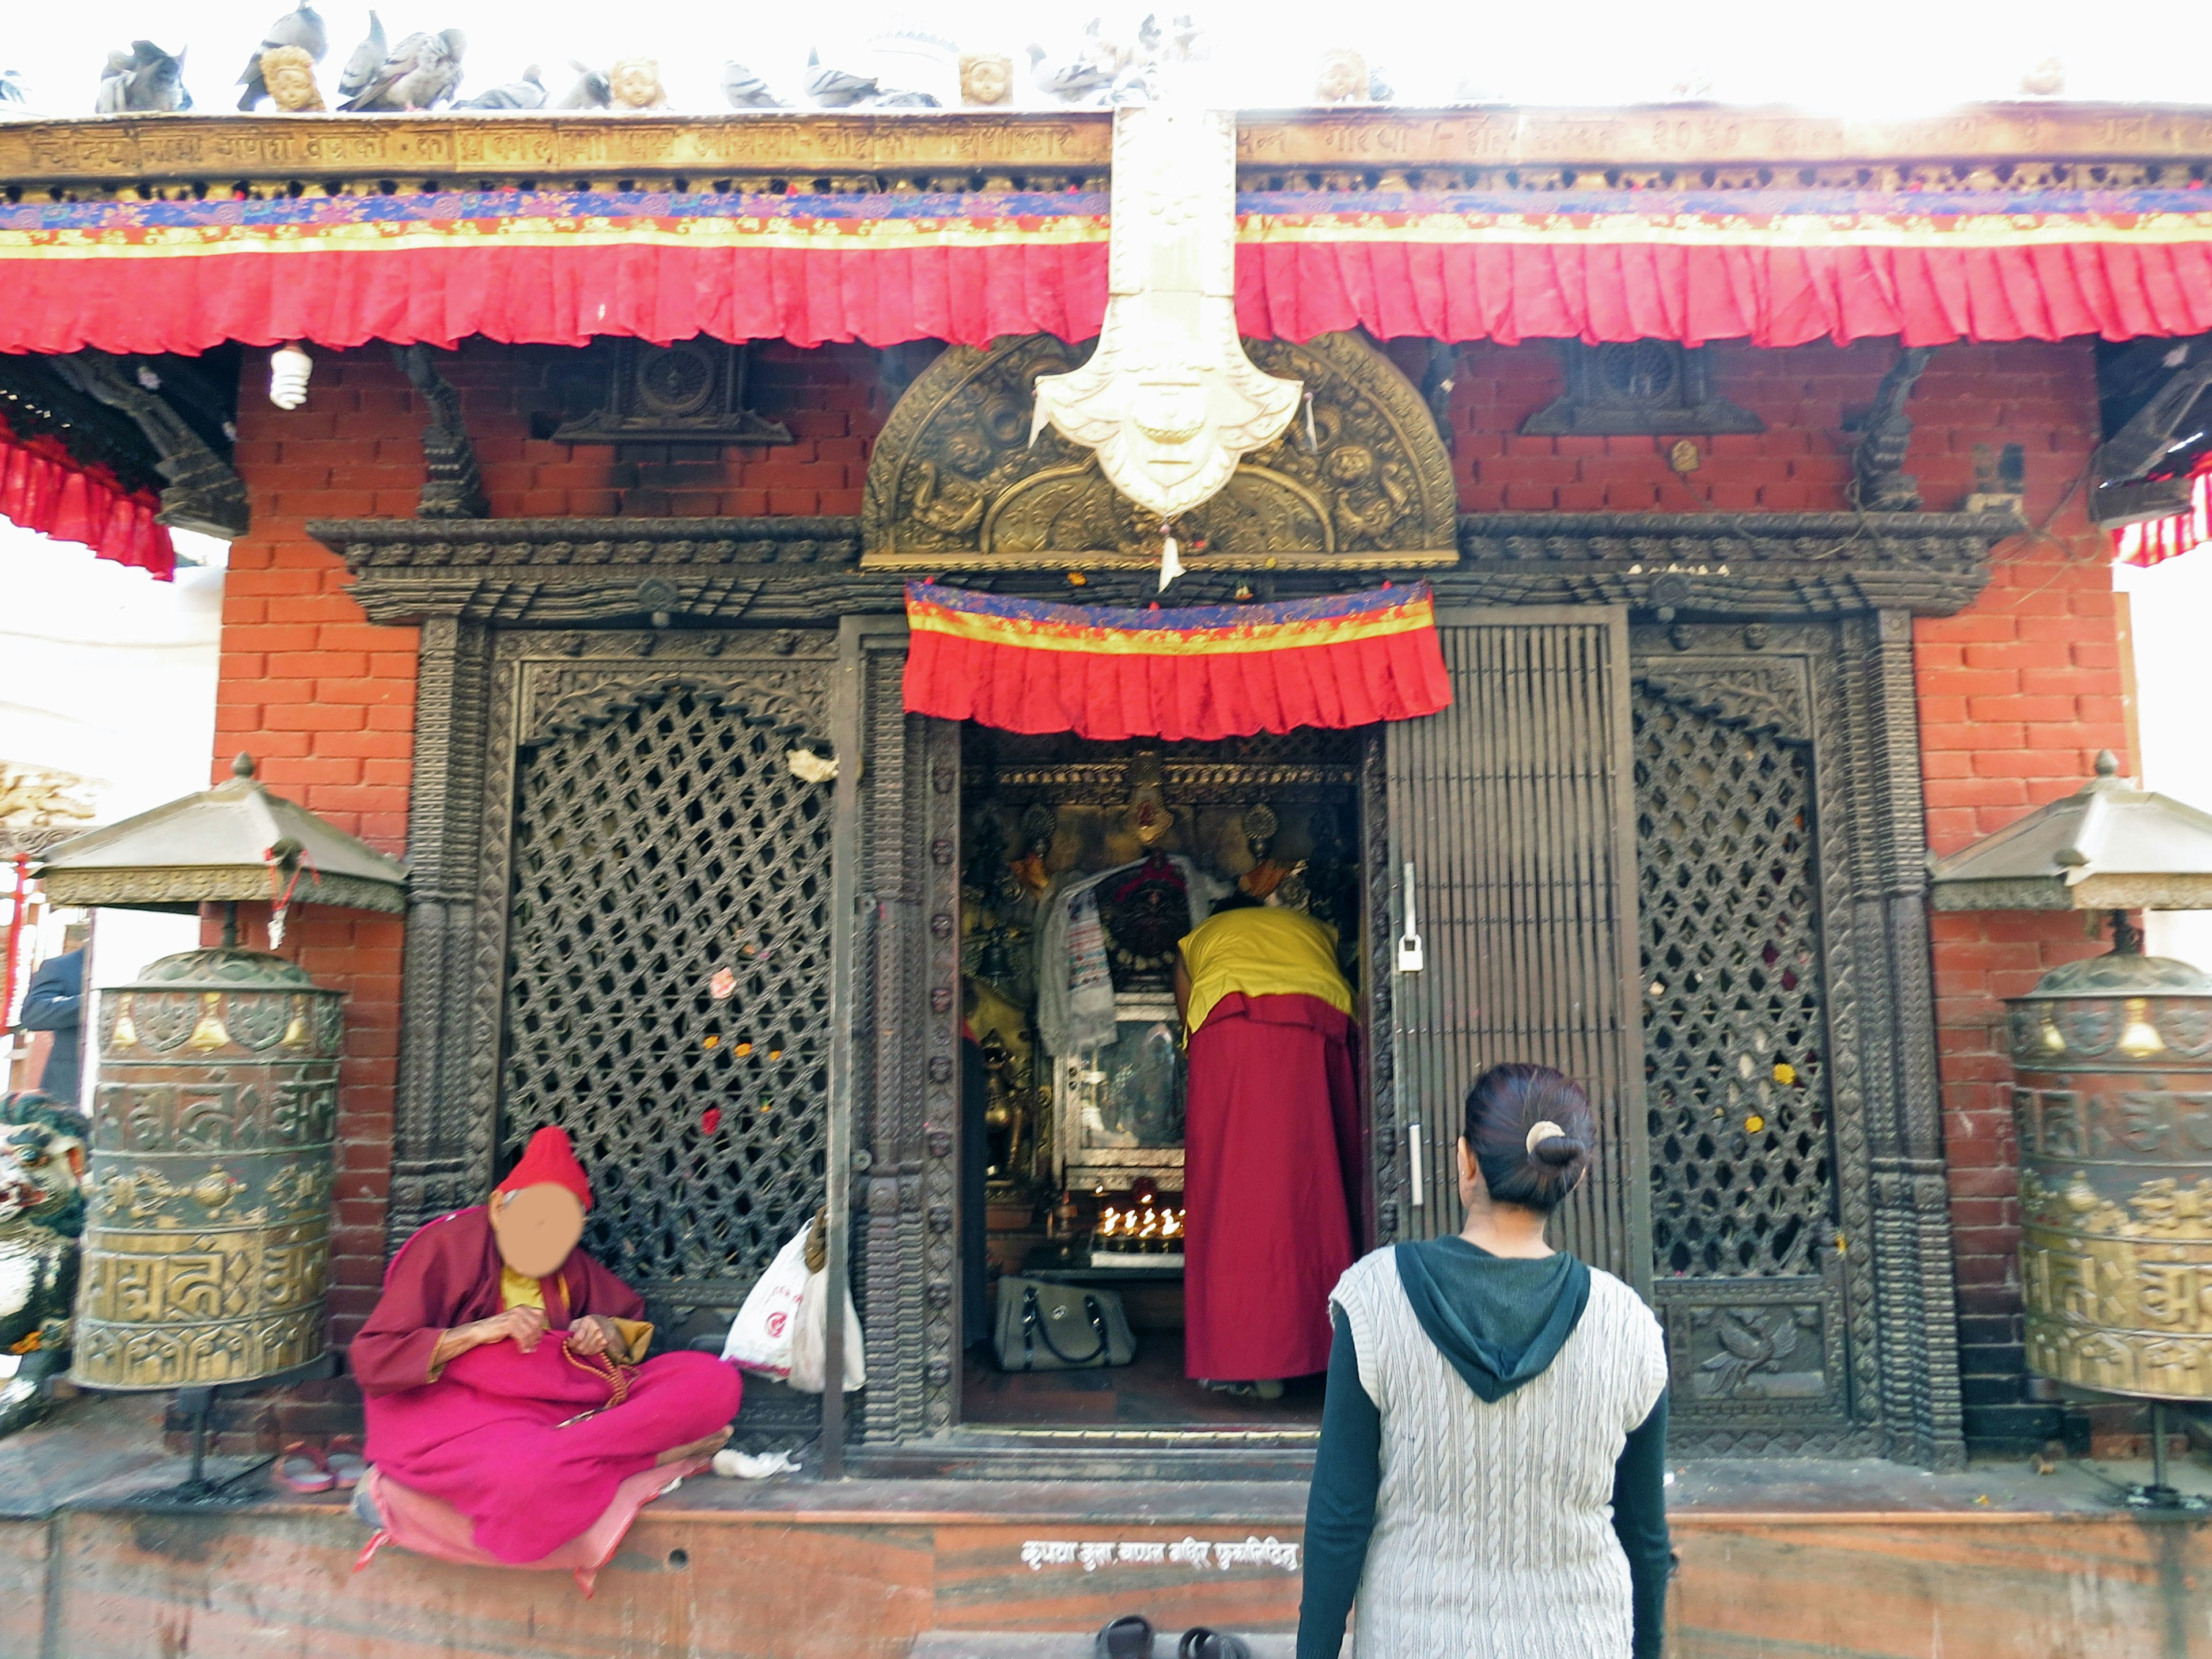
[71,947,343,1390]
[2012,953,2212,1402]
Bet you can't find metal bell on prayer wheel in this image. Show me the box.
[71,947,344,1390]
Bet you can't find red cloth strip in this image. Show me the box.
[0,416,173,578]
[902,588,1452,740]
[2114,459,2212,567]
[1237,238,2212,349]
[0,242,1111,355]
[10,237,2212,354]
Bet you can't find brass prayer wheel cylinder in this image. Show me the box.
[2010,952,2212,1401]
[71,947,343,1391]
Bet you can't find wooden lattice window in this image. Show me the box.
[500,688,832,1304]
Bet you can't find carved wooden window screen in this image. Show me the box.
[1635,685,1838,1281]
[499,687,832,1301]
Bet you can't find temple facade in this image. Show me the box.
[2,103,2196,1490]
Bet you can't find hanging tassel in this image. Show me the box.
[1159,527,1184,590]
[1301,391,1318,453]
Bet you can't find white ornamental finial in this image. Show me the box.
[1030,103,1300,584]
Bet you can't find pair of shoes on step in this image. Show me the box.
[1097,1614,1252,1659]
[274,1437,368,1494]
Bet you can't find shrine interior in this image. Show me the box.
[957,725,1370,1429]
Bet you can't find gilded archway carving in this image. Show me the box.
[861,331,1457,570]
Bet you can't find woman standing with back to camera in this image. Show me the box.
[1297,1063,1672,1659]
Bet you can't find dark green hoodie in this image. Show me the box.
[1296,1237,1671,1659]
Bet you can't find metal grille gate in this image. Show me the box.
[1384,607,1645,1280]
[1634,680,1849,1428]
[500,686,833,1309]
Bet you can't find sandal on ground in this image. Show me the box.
[274,1442,335,1494]
[1200,1380,1285,1401]
[1096,1614,1156,1659]
[1178,1630,1253,1659]
[324,1435,368,1490]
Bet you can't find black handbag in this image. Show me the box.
[993,1275,1138,1372]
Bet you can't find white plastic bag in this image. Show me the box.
[787,1263,867,1394]
[722,1226,811,1379]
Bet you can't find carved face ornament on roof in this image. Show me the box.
[1029,99,1302,586]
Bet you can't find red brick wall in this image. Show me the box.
[215,333,2119,1449]
[1909,347,2127,1450]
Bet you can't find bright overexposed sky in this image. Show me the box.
[0,523,228,990]
[0,2,2186,119]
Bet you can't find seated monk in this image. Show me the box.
[351,1126,740,1564]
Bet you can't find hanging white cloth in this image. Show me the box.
[1032,855,1218,1062]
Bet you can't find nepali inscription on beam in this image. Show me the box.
[1031,105,1302,586]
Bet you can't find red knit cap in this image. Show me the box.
[495,1125,593,1212]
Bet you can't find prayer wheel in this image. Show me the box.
[70,946,343,1389]
[2011,949,2212,1401]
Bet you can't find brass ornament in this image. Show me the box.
[259,46,327,113]
[1315,50,1370,105]
[72,947,343,1391]
[861,330,1456,570]
[607,60,670,112]
[959,53,1013,108]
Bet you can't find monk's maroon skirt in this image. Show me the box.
[354,1207,741,1564]
[1181,991,1361,1381]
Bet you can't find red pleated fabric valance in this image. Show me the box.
[6,185,2212,352]
[0,414,175,577]
[902,582,1453,741]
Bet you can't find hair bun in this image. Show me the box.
[1530,1132,1585,1168]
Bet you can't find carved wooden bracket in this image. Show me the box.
[1849,346,1934,512]
[47,351,248,539]
[393,345,488,520]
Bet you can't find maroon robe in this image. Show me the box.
[1181,992,1361,1382]
[353,1207,741,1563]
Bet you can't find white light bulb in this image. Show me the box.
[268,343,313,410]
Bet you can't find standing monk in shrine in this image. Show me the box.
[352,1127,740,1563]
[1175,893,1360,1396]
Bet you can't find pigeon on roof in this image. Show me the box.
[340,26,465,112]
[804,48,879,108]
[236,5,327,111]
[335,11,385,103]
[456,65,544,110]
[552,60,610,110]
[721,61,782,108]
[99,42,192,113]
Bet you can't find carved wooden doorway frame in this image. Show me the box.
[327,502,1998,1474]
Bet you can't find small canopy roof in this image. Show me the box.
[1930,751,2212,913]
[36,752,407,915]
